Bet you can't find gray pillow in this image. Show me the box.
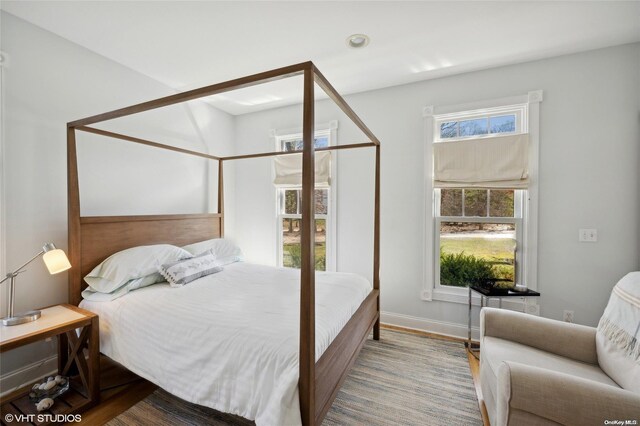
[159,252,223,287]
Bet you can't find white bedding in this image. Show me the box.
[80,262,371,425]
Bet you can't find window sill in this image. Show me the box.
[426,288,479,304]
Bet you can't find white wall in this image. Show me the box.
[234,43,640,336]
[0,12,235,387]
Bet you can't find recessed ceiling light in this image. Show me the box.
[346,34,370,49]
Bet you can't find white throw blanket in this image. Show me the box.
[598,272,640,362]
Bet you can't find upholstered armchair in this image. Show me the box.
[479,272,640,425]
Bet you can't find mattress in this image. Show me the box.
[79,262,372,425]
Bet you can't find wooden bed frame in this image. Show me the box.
[67,61,380,425]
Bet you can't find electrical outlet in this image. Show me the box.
[563,310,574,323]
[579,228,597,242]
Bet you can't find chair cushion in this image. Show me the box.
[482,336,619,389]
[596,271,640,394]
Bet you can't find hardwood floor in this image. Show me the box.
[69,326,489,425]
[467,350,490,426]
[381,323,469,343]
[71,356,157,425]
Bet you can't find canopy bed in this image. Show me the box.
[67,61,381,425]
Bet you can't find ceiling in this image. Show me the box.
[2,1,639,115]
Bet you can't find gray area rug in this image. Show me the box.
[108,329,482,425]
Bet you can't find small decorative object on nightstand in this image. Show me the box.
[29,374,70,402]
[0,304,100,419]
[0,242,71,326]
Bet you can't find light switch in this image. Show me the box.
[579,228,597,242]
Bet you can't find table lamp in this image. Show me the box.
[1,243,71,326]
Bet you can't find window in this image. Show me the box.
[440,114,516,139]
[281,135,329,151]
[436,105,524,142]
[433,104,528,291]
[436,188,523,288]
[276,132,332,271]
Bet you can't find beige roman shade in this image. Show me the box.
[433,134,529,189]
[273,151,331,187]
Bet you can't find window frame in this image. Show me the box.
[423,92,542,304]
[435,105,526,292]
[273,124,337,271]
[434,208,523,291]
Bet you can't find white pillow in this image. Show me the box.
[181,238,243,266]
[81,273,166,302]
[158,253,224,287]
[84,244,191,293]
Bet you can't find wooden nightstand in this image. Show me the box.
[0,304,99,423]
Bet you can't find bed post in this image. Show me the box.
[67,125,82,306]
[373,144,381,340]
[218,159,224,237]
[299,64,316,426]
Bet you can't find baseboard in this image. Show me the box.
[0,355,57,398]
[381,311,480,341]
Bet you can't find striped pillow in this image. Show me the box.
[158,253,223,287]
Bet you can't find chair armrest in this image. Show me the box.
[480,307,598,364]
[497,362,640,425]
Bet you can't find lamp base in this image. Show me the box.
[2,310,41,326]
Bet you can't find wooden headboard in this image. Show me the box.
[68,213,222,305]
[67,123,226,306]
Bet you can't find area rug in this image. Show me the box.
[107,329,482,425]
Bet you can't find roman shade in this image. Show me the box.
[273,151,331,187]
[433,133,529,189]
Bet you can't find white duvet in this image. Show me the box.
[80,262,371,425]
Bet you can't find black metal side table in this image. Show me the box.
[466,285,541,359]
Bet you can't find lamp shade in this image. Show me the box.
[42,248,71,275]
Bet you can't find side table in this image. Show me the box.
[466,285,541,359]
[0,304,99,424]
